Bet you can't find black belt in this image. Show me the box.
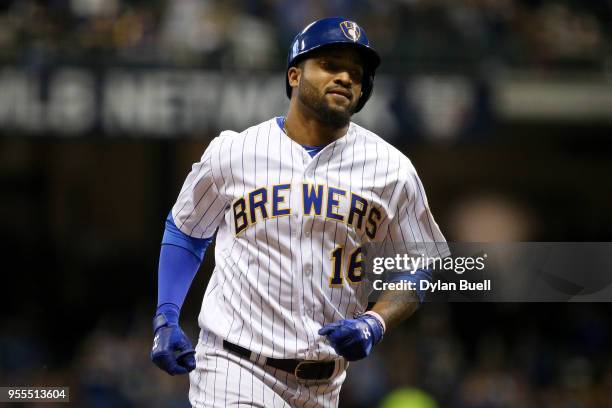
[222,340,336,381]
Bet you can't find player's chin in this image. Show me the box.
[324,99,354,117]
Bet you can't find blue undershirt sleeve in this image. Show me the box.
[157,212,213,310]
[161,212,212,261]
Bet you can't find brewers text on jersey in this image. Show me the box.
[171,117,448,360]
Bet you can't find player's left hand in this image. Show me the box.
[318,314,384,361]
[151,304,196,375]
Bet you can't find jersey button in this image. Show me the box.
[304,266,311,276]
[304,230,311,237]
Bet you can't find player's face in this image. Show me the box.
[295,47,364,127]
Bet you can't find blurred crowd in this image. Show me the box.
[0,0,610,71]
[1,303,610,407]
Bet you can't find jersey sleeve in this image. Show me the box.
[385,166,450,261]
[171,137,228,239]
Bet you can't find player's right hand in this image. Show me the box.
[151,303,196,375]
[318,314,384,361]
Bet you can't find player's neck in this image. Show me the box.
[284,105,349,147]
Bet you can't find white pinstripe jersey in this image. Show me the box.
[172,117,448,360]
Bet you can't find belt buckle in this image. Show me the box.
[294,360,333,384]
[294,361,319,382]
[294,361,312,379]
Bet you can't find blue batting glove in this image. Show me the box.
[318,314,384,361]
[151,303,196,375]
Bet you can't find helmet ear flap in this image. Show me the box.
[353,71,375,113]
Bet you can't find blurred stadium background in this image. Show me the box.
[1,0,611,406]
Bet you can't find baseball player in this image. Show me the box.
[151,17,448,408]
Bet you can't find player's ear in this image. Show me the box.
[287,66,301,91]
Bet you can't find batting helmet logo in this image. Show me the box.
[340,21,361,42]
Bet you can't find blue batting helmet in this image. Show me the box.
[286,17,381,113]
